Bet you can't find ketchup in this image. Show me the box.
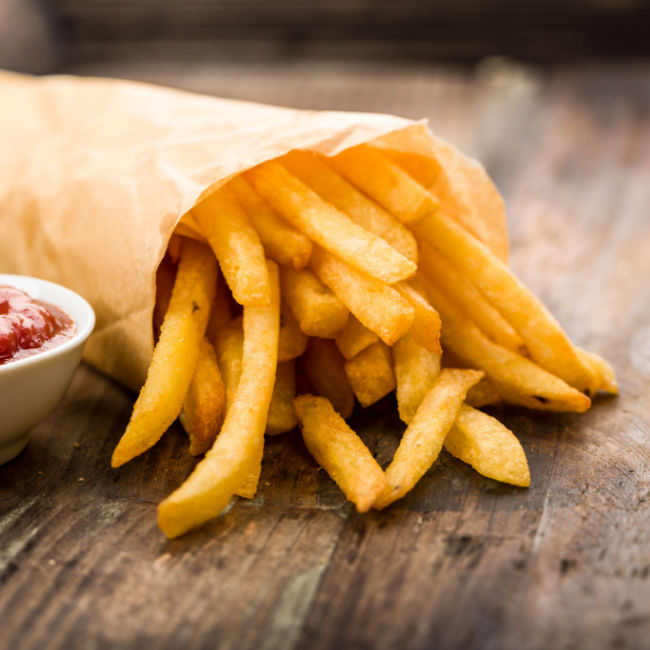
[0,285,75,365]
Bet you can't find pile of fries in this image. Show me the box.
[110,144,617,538]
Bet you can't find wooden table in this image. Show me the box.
[1,61,649,650]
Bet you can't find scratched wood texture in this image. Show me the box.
[0,62,649,650]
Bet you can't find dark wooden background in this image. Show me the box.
[0,59,648,649]
[2,0,650,74]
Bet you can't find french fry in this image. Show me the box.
[179,337,226,456]
[193,185,270,306]
[282,150,418,263]
[577,347,618,394]
[215,316,243,413]
[465,377,502,407]
[394,281,442,354]
[421,276,592,412]
[330,143,438,223]
[112,238,217,467]
[294,395,388,513]
[156,261,227,455]
[444,404,530,487]
[418,242,524,352]
[379,149,442,189]
[344,341,396,408]
[278,303,309,362]
[205,274,234,344]
[393,333,441,424]
[245,160,416,283]
[281,266,349,338]
[214,315,260,500]
[266,361,298,436]
[374,368,484,509]
[309,246,414,346]
[414,212,598,392]
[303,337,355,419]
[157,261,280,538]
[335,315,379,360]
[227,175,312,270]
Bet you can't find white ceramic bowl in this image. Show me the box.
[0,274,95,464]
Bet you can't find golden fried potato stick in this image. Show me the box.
[155,261,227,455]
[309,246,414,346]
[294,395,388,513]
[394,281,442,355]
[393,333,441,424]
[465,377,502,407]
[278,303,308,363]
[344,341,396,408]
[227,175,312,270]
[215,316,243,413]
[112,238,217,468]
[281,150,418,263]
[421,276,592,412]
[445,404,530,487]
[329,143,438,223]
[266,361,298,436]
[157,261,280,538]
[418,242,524,352]
[335,315,379,360]
[303,337,355,419]
[379,149,442,189]
[193,185,270,306]
[577,347,618,394]
[375,368,483,509]
[414,212,598,393]
[179,337,226,456]
[205,274,233,344]
[202,316,258,498]
[281,266,349,338]
[245,160,416,284]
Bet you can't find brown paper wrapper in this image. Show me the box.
[0,71,507,391]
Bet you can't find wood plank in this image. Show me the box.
[1,63,648,649]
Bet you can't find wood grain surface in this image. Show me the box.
[1,62,649,650]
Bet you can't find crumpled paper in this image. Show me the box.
[0,71,507,391]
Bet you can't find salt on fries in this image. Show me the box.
[111,145,617,537]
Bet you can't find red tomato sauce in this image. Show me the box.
[0,285,75,365]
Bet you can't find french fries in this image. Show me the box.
[344,341,396,408]
[393,333,441,424]
[444,404,530,487]
[193,185,270,306]
[112,142,615,538]
[278,304,308,362]
[157,260,280,538]
[415,212,600,393]
[246,160,416,284]
[179,337,226,456]
[282,150,418,263]
[294,395,388,513]
[112,239,216,468]
[394,281,442,355]
[266,361,298,436]
[281,266,349,338]
[228,175,312,270]
[421,277,591,413]
[330,144,439,223]
[335,316,379,359]
[375,369,483,509]
[310,246,414,345]
[419,242,523,352]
